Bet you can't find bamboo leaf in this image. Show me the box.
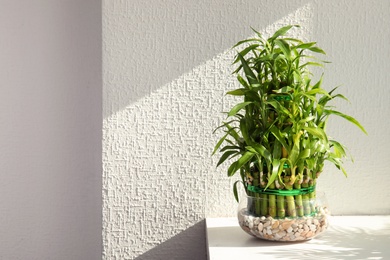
[299,62,324,69]
[269,125,290,150]
[212,133,228,155]
[229,151,255,177]
[303,126,328,143]
[289,132,302,165]
[294,42,317,50]
[298,148,311,159]
[233,180,241,202]
[220,145,241,152]
[267,100,293,119]
[224,122,240,141]
[226,89,246,96]
[228,102,252,117]
[217,150,239,167]
[274,39,291,59]
[265,159,281,189]
[233,44,260,64]
[330,140,346,158]
[236,74,250,89]
[240,118,251,145]
[273,141,282,159]
[232,38,261,48]
[305,88,331,98]
[308,46,326,55]
[250,143,272,163]
[227,161,238,177]
[324,109,368,135]
[237,53,258,86]
[268,25,298,41]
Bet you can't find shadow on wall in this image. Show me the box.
[135,220,207,260]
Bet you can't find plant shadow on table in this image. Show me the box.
[135,220,207,260]
[209,222,390,259]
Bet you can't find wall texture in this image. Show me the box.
[103,0,390,259]
[0,1,102,259]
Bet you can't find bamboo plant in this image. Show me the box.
[213,25,367,218]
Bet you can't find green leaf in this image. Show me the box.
[330,140,346,158]
[289,132,302,165]
[305,88,331,98]
[237,53,258,86]
[274,39,291,59]
[228,151,254,177]
[227,161,238,177]
[236,74,250,89]
[223,122,240,141]
[269,125,290,150]
[249,143,272,163]
[265,159,281,189]
[299,62,324,69]
[212,133,228,155]
[268,25,298,41]
[308,46,326,55]
[294,42,317,50]
[220,145,241,152]
[239,118,251,145]
[217,150,239,167]
[324,109,368,135]
[226,89,246,96]
[298,148,311,159]
[233,44,260,64]
[233,180,241,202]
[232,38,261,48]
[273,141,282,159]
[228,102,252,117]
[266,100,293,119]
[303,126,328,143]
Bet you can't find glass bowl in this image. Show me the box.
[237,192,330,241]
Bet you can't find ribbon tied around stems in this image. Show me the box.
[247,185,316,196]
[273,95,292,101]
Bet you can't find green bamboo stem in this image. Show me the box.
[286,195,296,217]
[260,173,268,216]
[268,182,276,217]
[277,195,285,218]
[309,179,316,213]
[253,171,261,216]
[302,176,311,215]
[294,181,304,217]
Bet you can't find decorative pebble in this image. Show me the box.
[258,223,264,232]
[286,226,293,233]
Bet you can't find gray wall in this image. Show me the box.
[103,0,390,259]
[0,1,102,259]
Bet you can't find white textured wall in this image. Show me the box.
[103,0,390,259]
[0,1,102,259]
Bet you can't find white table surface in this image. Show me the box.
[206,216,390,260]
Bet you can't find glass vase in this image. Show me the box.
[237,191,330,241]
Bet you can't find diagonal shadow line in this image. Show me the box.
[134,220,207,260]
[103,0,312,119]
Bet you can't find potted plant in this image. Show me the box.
[213,25,367,241]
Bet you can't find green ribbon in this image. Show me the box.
[247,185,316,196]
[273,95,292,101]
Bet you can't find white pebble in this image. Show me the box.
[309,224,317,231]
[258,223,264,232]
